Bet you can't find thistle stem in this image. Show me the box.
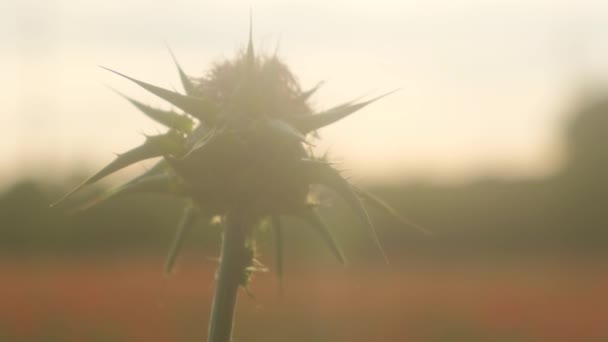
[208,212,253,342]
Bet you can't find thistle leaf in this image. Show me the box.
[182,126,219,158]
[298,81,324,102]
[293,206,345,264]
[56,161,172,212]
[355,188,433,236]
[302,160,388,263]
[101,67,218,123]
[67,172,179,213]
[246,10,255,70]
[131,159,171,178]
[111,88,194,132]
[165,204,200,275]
[271,215,284,290]
[52,133,181,207]
[167,45,196,96]
[112,173,177,197]
[289,90,399,133]
[265,119,309,144]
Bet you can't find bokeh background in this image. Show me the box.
[2,0,608,341]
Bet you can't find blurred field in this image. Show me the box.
[1,256,606,342]
[2,90,608,341]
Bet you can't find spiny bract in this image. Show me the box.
[55,26,415,277]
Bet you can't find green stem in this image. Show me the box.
[208,212,253,342]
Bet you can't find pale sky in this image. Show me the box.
[3,0,608,188]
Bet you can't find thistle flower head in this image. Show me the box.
[55,25,413,274]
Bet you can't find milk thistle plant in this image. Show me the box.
[55,21,424,342]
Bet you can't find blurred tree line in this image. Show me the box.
[2,91,608,259]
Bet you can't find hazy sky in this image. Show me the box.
[3,0,608,187]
